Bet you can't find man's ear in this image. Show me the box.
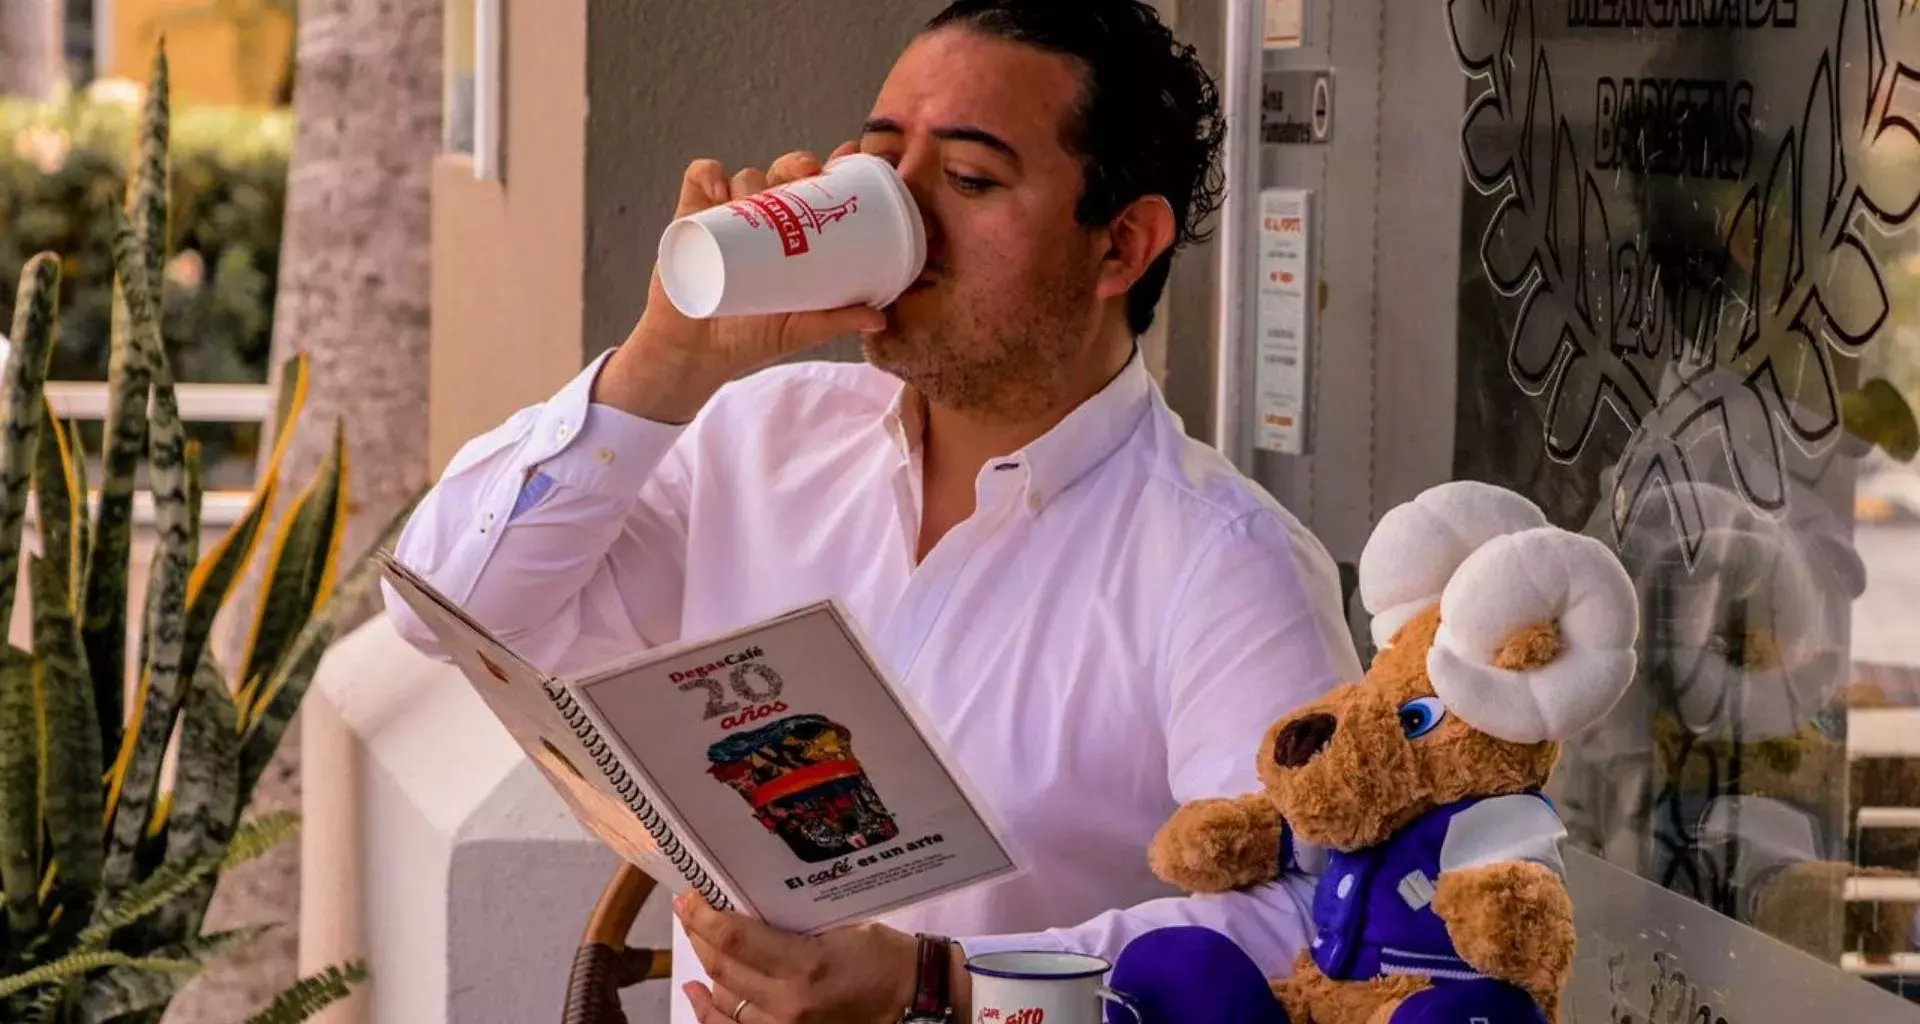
[1095,195,1177,303]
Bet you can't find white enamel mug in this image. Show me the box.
[965,951,1142,1024]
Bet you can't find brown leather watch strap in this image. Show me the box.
[906,933,954,1021]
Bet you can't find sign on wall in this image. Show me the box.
[1261,69,1333,146]
[1263,0,1306,49]
[1254,188,1315,455]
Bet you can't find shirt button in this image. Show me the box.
[1026,492,1042,513]
[557,423,572,442]
[1336,873,1355,899]
[596,447,614,464]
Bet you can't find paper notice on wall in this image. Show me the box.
[1263,0,1304,49]
[1255,188,1312,455]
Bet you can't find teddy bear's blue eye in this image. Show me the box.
[1398,697,1446,739]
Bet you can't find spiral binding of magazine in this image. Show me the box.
[373,550,732,909]
[543,678,733,910]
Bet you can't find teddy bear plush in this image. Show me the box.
[1129,480,1640,1024]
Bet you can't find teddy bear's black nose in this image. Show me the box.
[1273,714,1337,769]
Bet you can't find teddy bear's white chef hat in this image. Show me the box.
[1361,481,1642,744]
[1359,481,1551,650]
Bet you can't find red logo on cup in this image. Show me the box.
[1006,1010,1044,1024]
[736,190,861,259]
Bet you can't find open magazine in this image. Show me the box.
[375,551,1021,934]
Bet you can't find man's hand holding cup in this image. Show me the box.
[597,144,925,424]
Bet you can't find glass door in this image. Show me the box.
[1447,0,1920,1006]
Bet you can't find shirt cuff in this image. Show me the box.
[521,350,688,499]
[951,930,1070,960]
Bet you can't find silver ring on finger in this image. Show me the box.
[732,997,751,1021]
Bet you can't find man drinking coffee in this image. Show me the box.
[384,2,1359,1021]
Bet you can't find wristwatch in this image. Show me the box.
[902,933,956,1022]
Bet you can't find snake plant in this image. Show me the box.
[0,43,416,1024]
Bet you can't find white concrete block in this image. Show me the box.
[312,615,674,1024]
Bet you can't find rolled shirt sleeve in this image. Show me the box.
[382,349,695,676]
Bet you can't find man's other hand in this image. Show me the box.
[675,891,934,1024]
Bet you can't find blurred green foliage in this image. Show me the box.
[0,82,290,386]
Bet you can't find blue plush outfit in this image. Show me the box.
[1107,794,1565,1024]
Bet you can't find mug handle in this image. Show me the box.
[1097,985,1144,1024]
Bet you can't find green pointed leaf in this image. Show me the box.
[239,425,343,700]
[0,649,41,938]
[177,474,278,731]
[265,353,309,472]
[29,556,104,915]
[241,489,422,797]
[73,925,268,1022]
[185,441,202,552]
[243,961,367,1024]
[0,951,197,1001]
[42,408,115,778]
[70,418,89,585]
[132,794,169,889]
[85,43,168,786]
[2,255,60,653]
[98,209,197,899]
[148,653,237,944]
[83,370,145,778]
[33,403,82,611]
[131,45,171,294]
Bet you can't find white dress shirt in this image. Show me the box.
[384,346,1361,1023]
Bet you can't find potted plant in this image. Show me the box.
[0,43,415,1024]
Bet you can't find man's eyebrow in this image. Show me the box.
[860,118,1022,166]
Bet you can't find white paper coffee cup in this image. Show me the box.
[657,153,927,319]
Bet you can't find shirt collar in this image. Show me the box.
[880,348,1153,517]
[882,382,927,459]
[1011,348,1152,513]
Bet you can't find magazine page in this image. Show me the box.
[376,554,691,892]
[566,600,1021,934]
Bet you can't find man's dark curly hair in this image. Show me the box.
[925,0,1229,335]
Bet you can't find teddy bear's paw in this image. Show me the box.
[1432,861,1575,1008]
[1273,955,1426,1024]
[1148,794,1283,893]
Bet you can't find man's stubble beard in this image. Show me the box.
[864,269,1097,423]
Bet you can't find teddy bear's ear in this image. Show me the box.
[1427,526,1640,743]
[1360,481,1550,650]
